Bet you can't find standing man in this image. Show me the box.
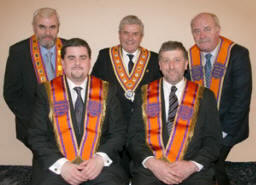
[91,15,162,122]
[128,41,222,185]
[91,15,162,178]
[3,7,65,146]
[28,38,127,185]
[188,12,252,185]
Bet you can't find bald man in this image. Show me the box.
[187,12,252,185]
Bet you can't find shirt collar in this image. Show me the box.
[40,45,56,54]
[122,48,139,60]
[202,39,221,58]
[163,77,186,93]
[66,76,87,91]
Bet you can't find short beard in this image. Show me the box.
[39,38,56,49]
[71,72,86,83]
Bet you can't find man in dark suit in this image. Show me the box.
[128,41,222,185]
[91,15,162,122]
[91,15,162,179]
[3,7,65,146]
[187,12,252,185]
[27,38,127,185]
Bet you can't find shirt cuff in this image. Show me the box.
[95,152,112,167]
[49,158,68,175]
[191,161,203,172]
[222,131,228,138]
[142,156,154,168]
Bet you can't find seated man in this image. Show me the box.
[128,41,222,185]
[28,38,128,185]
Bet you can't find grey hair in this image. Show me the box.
[191,12,220,28]
[119,15,144,35]
[32,7,60,25]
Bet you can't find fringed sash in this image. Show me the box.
[46,76,108,163]
[189,36,234,108]
[142,79,203,162]
[30,35,63,83]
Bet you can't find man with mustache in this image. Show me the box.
[128,41,222,185]
[4,7,65,147]
[187,12,252,185]
[91,15,162,179]
[28,38,127,185]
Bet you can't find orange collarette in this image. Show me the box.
[30,35,63,83]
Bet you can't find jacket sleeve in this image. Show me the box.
[221,46,252,137]
[27,84,64,170]
[188,89,222,168]
[127,90,154,165]
[3,45,33,119]
[96,85,128,161]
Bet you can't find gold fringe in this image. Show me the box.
[181,85,205,159]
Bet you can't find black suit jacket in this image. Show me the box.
[127,79,222,184]
[3,37,65,146]
[186,44,252,146]
[91,47,162,121]
[27,76,127,183]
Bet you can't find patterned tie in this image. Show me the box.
[127,54,134,74]
[74,87,83,134]
[204,53,212,88]
[45,51,55,81]
[167,86,178,135]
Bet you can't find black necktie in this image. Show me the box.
[205,53,212,88]
[167,86,178,135]
[74,87,83,134]
[127,54,134,74]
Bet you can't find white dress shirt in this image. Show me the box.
[49,77,112,175]
[122,48,140,73]
[163,78,185,121]
[66,77,87,107]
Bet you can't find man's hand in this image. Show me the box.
[79,155,104,180]
[60,161,85,185]
[145,158,183,184]
[169,160,198,181]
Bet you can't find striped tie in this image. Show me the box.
[167,86,178,135]
[204,53,212,88]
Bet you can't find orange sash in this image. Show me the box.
[30,35,63,83]
[189,36,234,108]
[46,76,108,162]
[109,45,150,100]
[141,79,203,162]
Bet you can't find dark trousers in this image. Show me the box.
[214,145,232,185]
[31,163,128,185]
[131,165,215,185]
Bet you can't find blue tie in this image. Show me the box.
[45,51,55,81]
[205,53,212,88]
[167,86,178,135]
